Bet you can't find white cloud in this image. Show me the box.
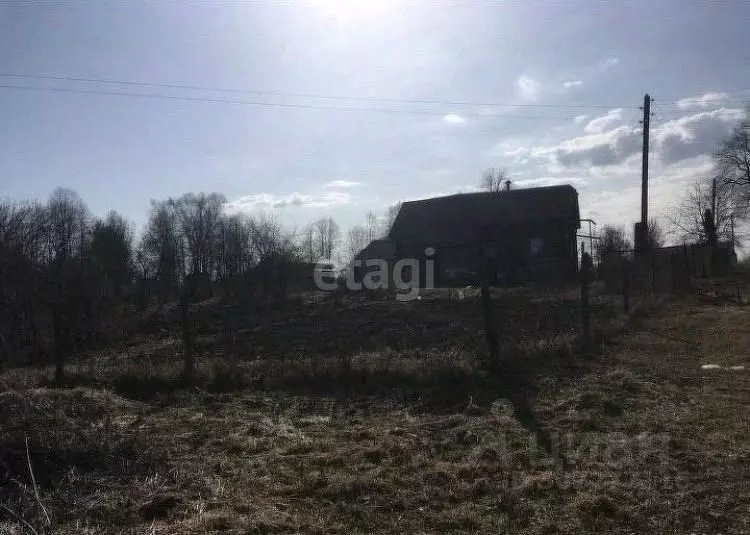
[676,92,730,110]
[453,185,483,194]
[324,180,361,188]
[533,124,642,168]
[583,108,624,134]
[226,191,352,211]
[442,113,467,126]
[402,191,453,202]
[514,177,587,188]
[531,105,743,170]
[503,146,528,158]
[517,75,542,102]
[487,140,535,163]
[563,80,583,89]
[654,107,743,165]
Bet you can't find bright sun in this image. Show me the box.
[312,0,397,24]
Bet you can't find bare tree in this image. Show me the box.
[169,193,227,384]
[315,217,340,260]
[300,223,318,263]
[215,213,253,281]
[169,192,226,281]
[250,214,299,262]
[671,176,747,245]
[45,188,90,384]
[481,168,510,192]
[46,188,89,264]
[595,225,631,264]
[345,225,368,264]
[140,201,183,303]
[90,211,133,301]
[0,200,47,368]
[382,202,402,238]
[146,193,224,383]
[366,211,378,243]
[716,111,750,189]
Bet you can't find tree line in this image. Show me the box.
[3,110,745,380]
[0,188,400,381]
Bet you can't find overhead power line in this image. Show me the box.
[0,72,639,110]
[0,72,744,120]
[0,83,591,119]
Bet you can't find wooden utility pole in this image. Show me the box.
[639,94,652,250]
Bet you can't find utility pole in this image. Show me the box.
[639,93,652,250]
[711,176,717,221]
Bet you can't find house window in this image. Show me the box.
[530,238,544,257]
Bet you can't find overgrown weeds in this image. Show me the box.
[2,288,747,533]
[0,388,168,532]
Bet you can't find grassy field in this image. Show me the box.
[1,288,748,534]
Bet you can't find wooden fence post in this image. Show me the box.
[479,238,500,370]
[580,251,593,345]
[180,273,196,384]
[622,259,630,314]
[649,253,656,295]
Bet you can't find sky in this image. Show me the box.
[1,0,749,244]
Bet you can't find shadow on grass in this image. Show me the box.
[255,365,488,410]
[112,374,183,401]
[36,321,624,463]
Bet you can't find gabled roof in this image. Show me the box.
[389,185,580,246]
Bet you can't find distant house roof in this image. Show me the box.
[389,185,580,246]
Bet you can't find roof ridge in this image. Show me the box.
[403,184,576,205]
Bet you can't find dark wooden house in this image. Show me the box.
[348,239,397,286]
[388,185,581,286]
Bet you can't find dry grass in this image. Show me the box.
[1,289,748,533]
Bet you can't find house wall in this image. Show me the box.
[490,221,578,284]
[394,219,578,287]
